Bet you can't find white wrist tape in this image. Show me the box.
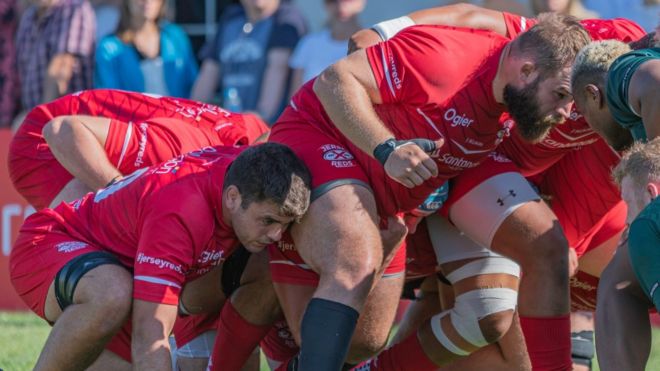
[371,16,415,41]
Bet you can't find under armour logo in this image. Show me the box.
[496,190,517,206]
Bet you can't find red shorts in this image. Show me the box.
[268,231,407,286]
[270,109,447,217]
[260,319,299,363]
[404,219,440,281]
[9,212,133,361]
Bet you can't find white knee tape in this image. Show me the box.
[430,288,519,354]
[430,311,471,356]
[446,256,521,283]
[451,288,519,347]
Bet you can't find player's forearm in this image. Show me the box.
[313,60,392,156]
[595,248,651,371]
[132,337,173,371]
[43,116,121,190]
[132,300,177,371]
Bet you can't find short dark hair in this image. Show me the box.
[224,143,312,221]
[511,13,591,78]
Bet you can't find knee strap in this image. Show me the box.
[54,251,124,311]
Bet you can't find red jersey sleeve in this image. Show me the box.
[133,187,215,305]
[502,12,536,38]
[365,26,504,106]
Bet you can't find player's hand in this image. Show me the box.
[347,29,382,54]
[381,138,444,188]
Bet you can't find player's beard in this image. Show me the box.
[503,79,557,142]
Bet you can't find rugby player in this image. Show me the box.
[597,138,660,371]
[7,89,276,370]
[9,143,311,370]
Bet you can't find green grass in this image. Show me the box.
[2,311,660,371]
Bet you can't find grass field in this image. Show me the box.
[2,311,660,371]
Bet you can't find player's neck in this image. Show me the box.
[492,42,512,105]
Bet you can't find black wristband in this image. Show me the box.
[373,138,397,166]
[297,298,359,371]
[373,137,437,166]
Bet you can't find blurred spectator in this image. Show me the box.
[289,0,365,93]
[90,0,120,39]
[15,0,95,112]
[191,0,307,124]
[95,0,198,97]
[530,0,598,19]
[583,0,659,31]
[0,0,19,128]
[449,0,532,17]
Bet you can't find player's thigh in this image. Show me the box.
[44,262,132,323]
[290,183,382,285]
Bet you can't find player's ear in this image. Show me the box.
[647,182,660,200]
[519,62,537,84]
[585,84,602,106]
[224,185,242,211]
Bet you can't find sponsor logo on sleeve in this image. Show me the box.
[136,252,183,274]
[134,122,149,168]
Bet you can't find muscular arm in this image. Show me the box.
[313,49,390,155]
[629,59,660,139]
[42,115,122,190]
[132,299,178,371]
[348,4,507,53]
[595,242,652,371]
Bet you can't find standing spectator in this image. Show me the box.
[15,0,95,112]
[191,0,307,124]
[95,0,197,97]
[530,0,598,19]
[0,0,19,128]
[289,0,365,93]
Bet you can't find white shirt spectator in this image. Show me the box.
[289,29,349,83]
